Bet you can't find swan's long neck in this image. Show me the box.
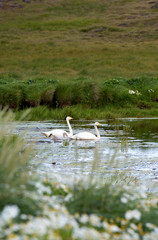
[67,119,73,136]
[94,125,100,139]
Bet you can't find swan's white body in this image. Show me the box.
[42,116,73,140]
[70,122,101,140]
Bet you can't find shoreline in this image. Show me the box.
[15,105,158,121]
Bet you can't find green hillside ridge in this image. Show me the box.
[0,0,158,119]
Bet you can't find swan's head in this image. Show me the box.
[66,116,73,121]
[95,122,101,126]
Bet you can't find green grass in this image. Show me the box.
[0,0,158,119]
[66,182,158,227]
[15,104,158,121]
[0,76,158,119]
[0,0,157,81]
[0,109,41,215]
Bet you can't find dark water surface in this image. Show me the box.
[15,118,158,193]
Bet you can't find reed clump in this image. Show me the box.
[0,109,40,215]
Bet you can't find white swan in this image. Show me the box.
[70,122,101,140]
[42,116,73,140]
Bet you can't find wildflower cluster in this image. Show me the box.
[0,109,158,240]
[0,177,158,240]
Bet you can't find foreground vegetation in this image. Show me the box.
[0,109,158,240]
[0,0,158,119]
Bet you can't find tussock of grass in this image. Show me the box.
[0,76,158,109]
[64,180,158,239]
[0,109,40,215]
[16,104,158,121]
[66,182,158,225]
[0,76,157,119]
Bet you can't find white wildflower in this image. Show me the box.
[121,197,128,204]
[123,193,131,200]
[49,211,79,231]
[121,233,134,240]
[125,209,141,221]
[127,228,140,239]
[89,214,101,227]
[121,219,128,225]
[153,227,158,234]
[51,203,61,210]
[7,236,21,240]
[60,183,68,192]
[109,224,121,233]
[35,182,51,195]
[69,218,79,231]
[60,205,68,214]
[146,223,156,230]
[73,226,101,240]
[64,193,72,201]
[130,223,138,230]
[75,212,80,218]
[129,195,137,201]
[49,212,70,229]
[20,214,28,220]
[150,198,158,206]
[0,205,20,225]
[10,224,21,232]
[79,214,89,224]
[102,221,108,229]
[144,232,158,240]
[139,185,147,198]
[102,232,111,239]
[24,217,50,235]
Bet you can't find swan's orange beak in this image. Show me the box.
[70,117,73,120]
[98,123,101,126]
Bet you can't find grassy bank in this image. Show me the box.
[1,75,158,120]
[0,109,158,240]
[16,104,158,121]
[0,0,158,119]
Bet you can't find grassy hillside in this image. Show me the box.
[0,0,158,118]
[0,0,158,80]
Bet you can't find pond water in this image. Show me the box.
[15,118,158,193]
